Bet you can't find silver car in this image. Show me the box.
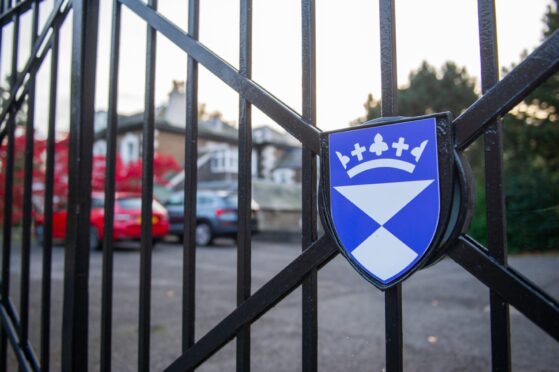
[165,190,259,246]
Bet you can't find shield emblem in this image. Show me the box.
[320,114,454,289]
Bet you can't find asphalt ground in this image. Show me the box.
[3,238,559,371]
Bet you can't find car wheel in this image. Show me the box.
[195,222,213,246]
[35,225,44,246]
[90,226,102,251]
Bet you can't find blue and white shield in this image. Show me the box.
[321,115,454,289]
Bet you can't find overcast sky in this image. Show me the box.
[3,0,553,135]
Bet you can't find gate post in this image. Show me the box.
[60,0,99,370]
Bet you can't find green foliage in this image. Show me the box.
[357,61,487,245]
[360,61,478,121]
[356,0,559,252]
[497,0,559,252]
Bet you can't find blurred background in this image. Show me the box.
[0,0,558,250]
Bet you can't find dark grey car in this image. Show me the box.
[165,190,259,246]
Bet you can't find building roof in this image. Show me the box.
[274,147,302,170]
[94,111,304,152]
[94,113,239,144]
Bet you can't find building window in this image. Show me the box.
[93,140,107,156]
[272,168,295,184]
[210,148,238,173]
[120,134,140,164]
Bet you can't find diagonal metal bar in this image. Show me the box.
[454,29,559,150]
[0,0,71,130]
[0,0,45,27]
[0,25,56,145]
[0,304,32,372]
[164,235,338,372]
[118,0,321,153]
[0,298,40,371]
[448,235,559,342]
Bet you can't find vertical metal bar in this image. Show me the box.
[379,0,398,116]
[477,1,511,371]
[236,0,252,370]
[100,1,121,371]
[301,0,317,371]
[0,109,15,372]
[60,0,99,369]
[19,1,39,366]
[182,0,199,360]
[138,0,157,369]
[0,0,4,91]
[379,1,403,372]
[0,5,20,369]
[40,26,58,372]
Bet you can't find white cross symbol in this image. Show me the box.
[392,137,409,157]
[351,143,366,160]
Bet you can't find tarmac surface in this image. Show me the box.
[5,238,559,371]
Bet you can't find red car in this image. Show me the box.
[34,192,169,250]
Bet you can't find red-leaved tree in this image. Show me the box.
[0,130,181,224]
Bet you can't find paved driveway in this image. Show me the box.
[5,238,559,371]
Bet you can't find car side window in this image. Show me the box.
[91,198,104,209]
[197,196,213,207]
[168,194,183,206]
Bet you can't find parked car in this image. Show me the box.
[165,190,259,246]
[34,192,169,250]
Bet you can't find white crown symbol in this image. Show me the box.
[335,133,428,178]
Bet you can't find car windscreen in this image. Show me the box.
[91,197,105,209]
[167,193,183,206]
[117,197,166,213]
[223,194,238,208]
[116,198,142,210]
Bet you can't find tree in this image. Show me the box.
[499,0,559,251]
[358,61,478,122]
[356,1,559,252]
[0,131,182,224]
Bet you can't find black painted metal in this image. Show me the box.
[19,3,39,369]
[165,236,338,372]
[40,24,59,372]
[301,1,318,371]
[100,1,121,371]
[0,304,32,371]
[139,0,157,369]
[182,0,199,361]
[117,0,322,154]
[0,0,70,134]
[449,236,559,342]
[379,2,404,371]
[61,0,99,370]
[236,0,252,370]
[0,3,20,367]
[0,1,558,371]
[477,1,511,370]
[455,29,559,150]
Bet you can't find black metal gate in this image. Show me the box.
[0,0,557,371]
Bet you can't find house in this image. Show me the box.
[93,82,304,233]
[94,82,301,186]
